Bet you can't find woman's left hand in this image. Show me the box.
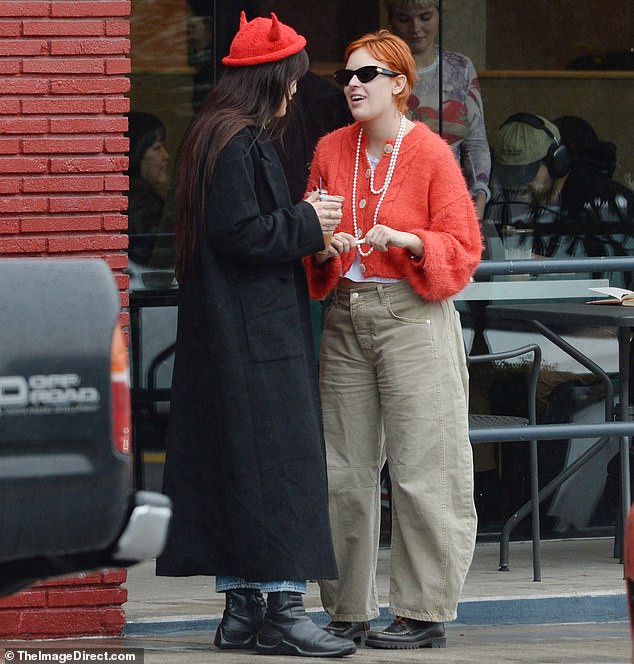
[363,225,423,256]
[330,232,357,255]
[313,231,357,264]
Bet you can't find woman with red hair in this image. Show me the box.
[304,29,481,649]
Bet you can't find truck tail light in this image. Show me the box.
[111,324,131,456]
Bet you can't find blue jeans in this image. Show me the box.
[216,576,307,593]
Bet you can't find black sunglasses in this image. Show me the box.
[333,65,400,86]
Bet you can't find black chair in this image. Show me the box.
[131,342,174,490]
[146,342,175,426]
[468,343,542,581]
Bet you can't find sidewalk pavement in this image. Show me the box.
[112,537,632,662]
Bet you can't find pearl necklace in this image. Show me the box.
[353,114,407,257]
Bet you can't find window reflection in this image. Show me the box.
[187,15,214,113]
[126,1,634,540]
[125,112,169,269]
[484,112,634,285]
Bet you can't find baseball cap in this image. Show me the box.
[494,115,561,190]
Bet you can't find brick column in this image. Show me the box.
[0,0,132,638]
[0,0,131,315]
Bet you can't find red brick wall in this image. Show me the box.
[0,0,132,318]
[0,0,132,639]
[0,570,128,640]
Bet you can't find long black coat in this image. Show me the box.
[156,127,338,581]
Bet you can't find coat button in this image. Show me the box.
[359,199,367,209]
[365,168,371,178]
[351,292,360,301]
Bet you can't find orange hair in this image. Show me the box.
[344,29,416,114]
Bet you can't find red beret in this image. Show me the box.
[222,11,306,67]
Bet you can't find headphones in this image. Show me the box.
[501,113,571,179]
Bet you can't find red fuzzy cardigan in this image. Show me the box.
[302,121,483,301]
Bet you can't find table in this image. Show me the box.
[129,287,178,489]
[456,278,609,301]
[487,302,634,552]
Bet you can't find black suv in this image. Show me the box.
[0,258,171,595]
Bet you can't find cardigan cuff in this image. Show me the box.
[303,254,342,300]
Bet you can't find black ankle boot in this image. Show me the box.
[214,588,266,650]
[255,591,356,657]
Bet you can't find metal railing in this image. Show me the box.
[466,255,634,577]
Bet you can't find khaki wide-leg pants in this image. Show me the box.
[318,280,477,623]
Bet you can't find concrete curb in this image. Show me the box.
[124,593,629,636]
[456,593,628,625]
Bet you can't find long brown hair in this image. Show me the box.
[175,49,309,280]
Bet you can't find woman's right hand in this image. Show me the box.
[305,190,342,234]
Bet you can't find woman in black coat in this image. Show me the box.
[155,12,354,658]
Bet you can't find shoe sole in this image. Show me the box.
[255,637,356,657]
[365,635,447,649]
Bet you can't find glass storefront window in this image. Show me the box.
[127,0,634,540]
[439,1,634,538]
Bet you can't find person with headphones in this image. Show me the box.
[491,113,571,208]
[483,113,572,262]
[487,112,634,265]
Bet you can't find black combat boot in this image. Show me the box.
[255,591,356,657]
[214,588,266,649]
